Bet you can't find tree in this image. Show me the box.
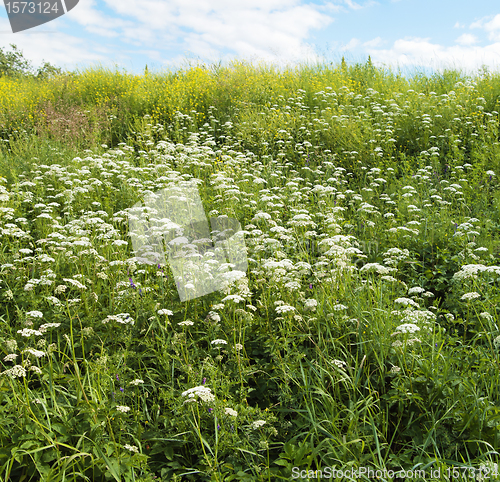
[0,44,33,77]
[0,44,62,79]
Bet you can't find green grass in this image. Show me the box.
[1,60,500,480]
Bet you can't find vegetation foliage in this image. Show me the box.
[1,51,500,480]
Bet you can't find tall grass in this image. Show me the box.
[1,60,500,480]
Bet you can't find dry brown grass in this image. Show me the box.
[34,99,112,148]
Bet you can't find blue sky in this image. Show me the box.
[1,0,500,75]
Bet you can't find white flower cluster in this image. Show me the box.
[400,310,435,323]
[453,264,500,281]
[26,310,43,318]
[211,339,227,346]
[102,313,134,325]
[393,323,420,334]
[63,278,87,290]
[251,420,266,430]
[394,297,420,308]
[304,299,318,311]
[17,328,43,337]
[157,309,173,316]
[221,294,245,304]
[359,263,395,275]
[275,304,296,314]
[206,311,221,322]
[461,291,480,301]
[116,405,131,413]
[332,359,347,369]
[480,312,494,322]
[129,379,145,386]
[225,407,238,417]
[1,365,27,378]
[23,348,46,358]
[408,287,425,296]
[39,323,61,333]
[182,385,215,403]
[124,444,139,453]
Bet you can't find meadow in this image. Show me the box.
[2,57,500,480]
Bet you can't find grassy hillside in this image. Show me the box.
[1,60,500,480]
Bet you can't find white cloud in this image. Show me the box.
[0,30,110,71]
[343,0,377,9]
[470,14,500,42]
[454,21,465,29]
[343,0,363,10]
[0,0,336,70]
[363,37,384,48]
[86,0,335,64]
[455,33,479,46]
[366,37,500,73]
[343,38,361,50]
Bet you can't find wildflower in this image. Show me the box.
[5,339,17,352]
[63,278,87,290]
[178,320,194,326]
[390,366,401,374]
[124,444,139,453]
[408,287,425,296]
[332,304,348,311]
[494,335,500,350]
[304,299,318,311]
[157,309,173,316]
[393,323,420,334]
[461,292,480,301]
[182,386,215,403]
[225,407,238,417]
[39,323,61,333]
[82,326,94,336]
[480,312,494,321]
[251,420,266,429]
[221,294,245,304]
[116,405,131,413]
[30,366,42,374]
[211,339,228,346]
[3,353,17,362]
[129,379,145,386]
[275,304,295,314]
[234,343,243,350]
[206,311,221,322]
[394,297,419,308]
[54,285,67,294]
[17,328,42,337]
[23,348,46,358]
[102,313,134,325]
[380,275,398,282]
[332,359,347,369]
[2,365,26,378]
[360,263,394,275]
